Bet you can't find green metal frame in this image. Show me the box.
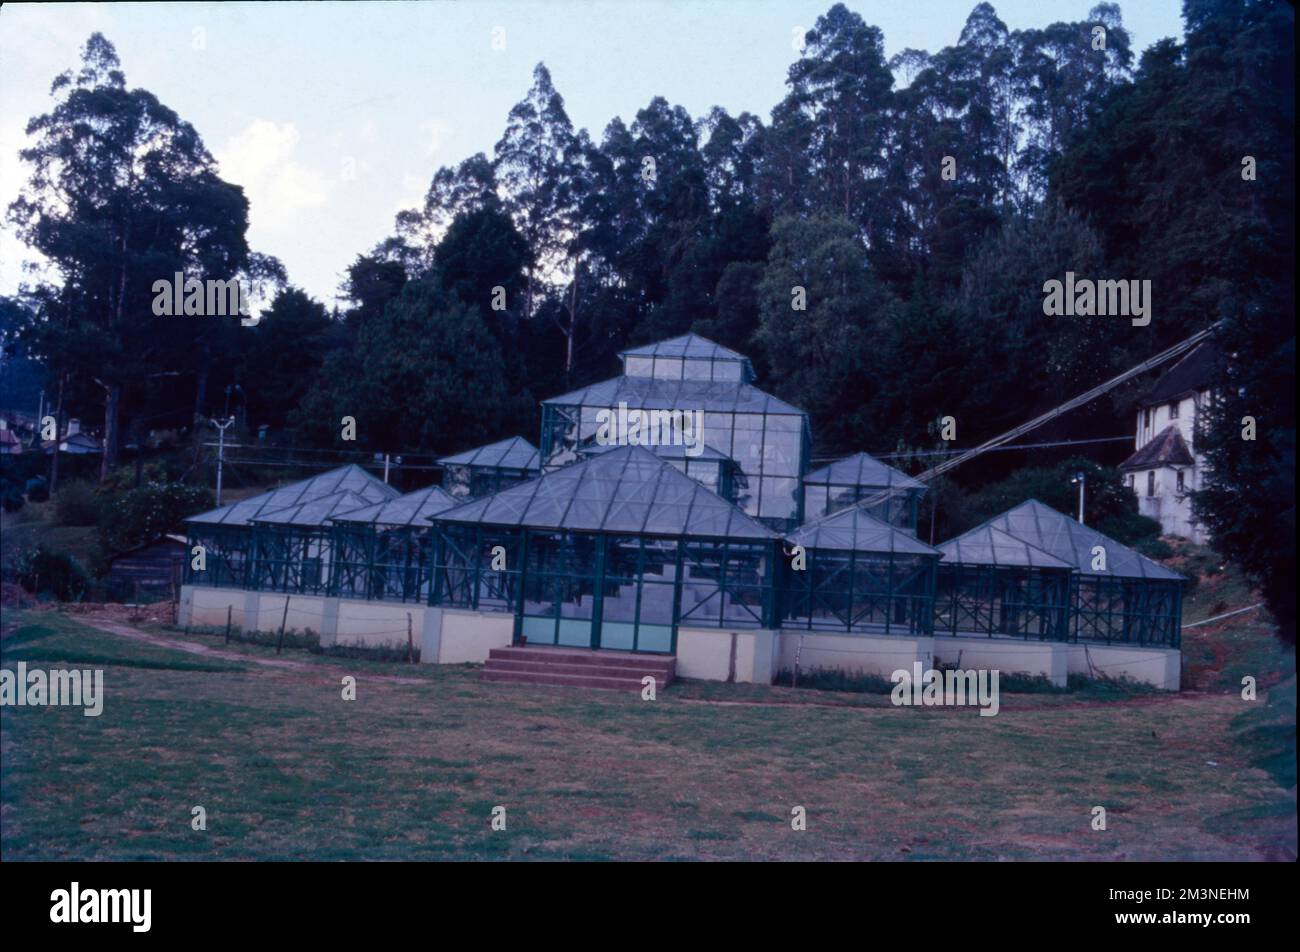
[1071,575,1182,647]
[935,563,1072,641]
[430,523,778,654]
[184,525,252,589]
[779,549,937,636]
[802,482,924,532]
[540,402,810,532]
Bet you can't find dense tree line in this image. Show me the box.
[3,1,1293,637]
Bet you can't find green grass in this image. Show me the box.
[2,607,1294,861]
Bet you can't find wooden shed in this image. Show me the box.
[107,534,187,597]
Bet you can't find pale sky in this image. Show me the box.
[0,0,1186,308]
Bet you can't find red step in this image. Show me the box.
[482,646,674,692]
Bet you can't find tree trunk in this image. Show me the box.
[192,366,209,466]
[100,383,122,482]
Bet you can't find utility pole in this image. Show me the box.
[211,416,236,506]
[1071,471,1086,524]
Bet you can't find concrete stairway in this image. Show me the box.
[482,645,675,692]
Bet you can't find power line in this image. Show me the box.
[810,434,1133,466]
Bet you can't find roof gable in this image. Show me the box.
[787,506,939,556]
[432,444,776,540]
[1119,425,1195,470]
[186,464,398,527]
[437,436,540,470]
[984,499,1183,580]
[804,451,927,491]
[938,524,1074,569]
[331,485,457,526]
[1141,341,1219,406]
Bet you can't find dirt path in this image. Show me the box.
[72,614,431,685]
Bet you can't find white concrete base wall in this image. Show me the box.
[180,586,1181,689]
[432,608,515,664]
[334,601,423,650]
[675,627,780,683]
[933,634,1068,687]
[180,585,247,628]
[777,630,934,680]
[1067,643,1181,691]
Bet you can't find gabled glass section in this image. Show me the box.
[438,436,541,499]
[576,440,742,503]
[429,446,781,652]
[935,524,1073,641]
[184,465,398,591]
[327,486,458,602]
[976,500,1185,646]
[781,508,939,636]
[802,452,927,531]
[541,375,809,529]
[619,333,755,383]
[186,464,398,527]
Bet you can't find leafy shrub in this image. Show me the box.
[25,476,49,503]
[14,544,90,601]
[99,481,214,554]
[53,480,101,526]
[2,488,23,513]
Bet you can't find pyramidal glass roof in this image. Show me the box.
[331,485,458,527]
[253,490,387,527]
[437,436,540,470]
[431,444,777,540]
[542,375,804,416]
[804,452,927,491]
[619,333,750,362]
[186,464,399,527]
[938,524,1074,570]
[983,500,1184,580]
[787,506,940,556]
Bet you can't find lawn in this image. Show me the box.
[1,607,1294,861]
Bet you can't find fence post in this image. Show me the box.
[276,596,290,654]
[407,612,414,664]
[225,605,232,645]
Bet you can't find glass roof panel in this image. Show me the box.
[980,500,1184,580]
[186,464,399,527]
[436,436,540,470]
[937,524,1074,569]
[787,506,940,555]
[804,452,927,491]
[432,445,776,540]
[543,375,804,417]
[331,485,457,527]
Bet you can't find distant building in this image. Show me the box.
[0,419,22,455]
[1119,341,1218,544]
[40,418,102,456]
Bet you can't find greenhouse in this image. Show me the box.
[429,444,780,654]
[981,500,1185,647]
[802,451,927,531]
[541,335,810,529]
[617,333,756,383]
[185,464,397,590]
[781,506,940,636]
[247,489,390,596]
[329,485,457,602]
[934,523,1073,641]
[576,440,743,504]
[438,436,540,499]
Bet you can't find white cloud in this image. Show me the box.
[214,119,333,229]
[422,119,453,157]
